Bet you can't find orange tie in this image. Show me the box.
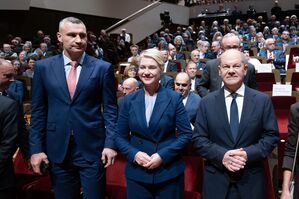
[67,61,78,99]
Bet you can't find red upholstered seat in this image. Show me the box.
[287,47,299,69]
[256,73,276,92]
[183,156,203,197]
[291,72,299,91]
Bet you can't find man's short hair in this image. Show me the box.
[59,17,84,31]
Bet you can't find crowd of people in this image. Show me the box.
[0,6,299,199]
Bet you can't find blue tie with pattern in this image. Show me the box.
[230,92,239,140]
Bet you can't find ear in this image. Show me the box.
[57,32,62,43]
[218,65,221,76]
[244,64,248,76]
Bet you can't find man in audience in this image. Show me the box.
[258,38,286,75]
[277,30,296,51]
[185,61,201,93]
[196,33,257,97]
[196,40,214,59]
[190,49,205,71]
[122,77,139,96]
[175,72,201,127]
[211,40,223,58]
[127,44,139,63]
[160,49,178,72]
[192,49,279,199]
[0,44,17,60]
[29,17,118,199]
[168,43,185,60]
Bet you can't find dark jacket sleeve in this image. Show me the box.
[282,102,299,171]
[0,98,18,175]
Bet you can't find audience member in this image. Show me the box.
[185,61,201,93]
[0,44,17,60]
[127,44,140,63]
[175,72,201,127]
[160,49,178,72]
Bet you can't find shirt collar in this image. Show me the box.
[224,83,245,98]
[62,51,85,66]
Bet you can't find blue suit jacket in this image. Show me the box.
[185,91,201,125]
[29,54,118,163]
[7,80,24,102]
[160,74,174,90]
[259,49,286,69]
[115,87,192,184]
[192,87,279,198]
[165,61,178,72]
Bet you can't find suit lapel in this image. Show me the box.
[217,88,235,145]
[149,87,171,137]
[236,87,256,142]
[131,89,148,131]
[72,55,95,100]
[51,55,70,99]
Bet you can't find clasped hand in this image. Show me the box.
[222,148,247,172]
[134,152,162,170]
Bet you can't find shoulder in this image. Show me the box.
[245,86,269,100]
[290,102,299,112]
[0,96,17,111]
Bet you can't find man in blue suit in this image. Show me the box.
[192,49,279,199]
[174,72,201,127]
[29,17,118,199]
[258,38,286,75]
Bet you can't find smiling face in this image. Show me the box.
[138,57,162,87]
[218,49,247,92]
[57,21,87,59]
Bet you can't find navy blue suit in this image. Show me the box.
[7,80,24,102]
[184,91,201,125]
[259,49,286,70]
[29,54,118,199]
[160,74,174,90]
[192,87,279,199]
[165,61,178,72]
[115,87,192,198]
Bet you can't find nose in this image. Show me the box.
[75,34,82,43]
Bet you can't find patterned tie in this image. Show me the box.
[67,61,78,99]
[230,92,239,141]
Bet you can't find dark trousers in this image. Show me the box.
[50,136,105,199]
[126,174,184,199]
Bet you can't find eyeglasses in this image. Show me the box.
[175,83,188,87]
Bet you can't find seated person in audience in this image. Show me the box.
[191,49,205,71]
[160,49,178,72]
[243,49,262,70]
[258,38,286,74]
[196,33,257,97]
[118,63,142,92]
[185,61,201,93]
[211,40,223,58]
[23,56,37,78]
[277,30,296,52]
[220,19,232,35]
[118,77,139,106]
[127,44,140,63]
[174,72,201,128]
[0,44,17,60]
[256,32,266,51]
[168,43,185,61]
[270,27,281,41]
[33,42,51,59]
[197,40,214,59]
[173,35,187,53]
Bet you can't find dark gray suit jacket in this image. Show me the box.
[196,58,257,97]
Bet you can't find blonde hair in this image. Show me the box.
[139,48,164,68]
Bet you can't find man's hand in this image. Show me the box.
[134,151,151,167]
[223,148,247,172]
[144,153,163,170]
[30,152,49,175]
[101,148,117,168]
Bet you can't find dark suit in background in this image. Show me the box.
[184,91,201,125]
[196,58,257,97]
[165,60,178,72]
[7,80,24,102]
[0,96,18,199]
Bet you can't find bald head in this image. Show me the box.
[175,72,191,98]
[122,78,139,96]
[0,59,15,91]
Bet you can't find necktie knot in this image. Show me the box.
[231,92,238,100]
[70,61,78,69]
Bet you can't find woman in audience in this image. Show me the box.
[22,56,37,78]
[115,48,192,199]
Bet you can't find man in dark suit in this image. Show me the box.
[0,59,19,199]
[29,17,118,199]
[192,49,279,199]
[0,95,18,199]
[185,61,201,93]
[161,49,178,72]
[196,33,257,97]
[174,72,201,127]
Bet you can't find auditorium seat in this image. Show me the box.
[256,72,276,92]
